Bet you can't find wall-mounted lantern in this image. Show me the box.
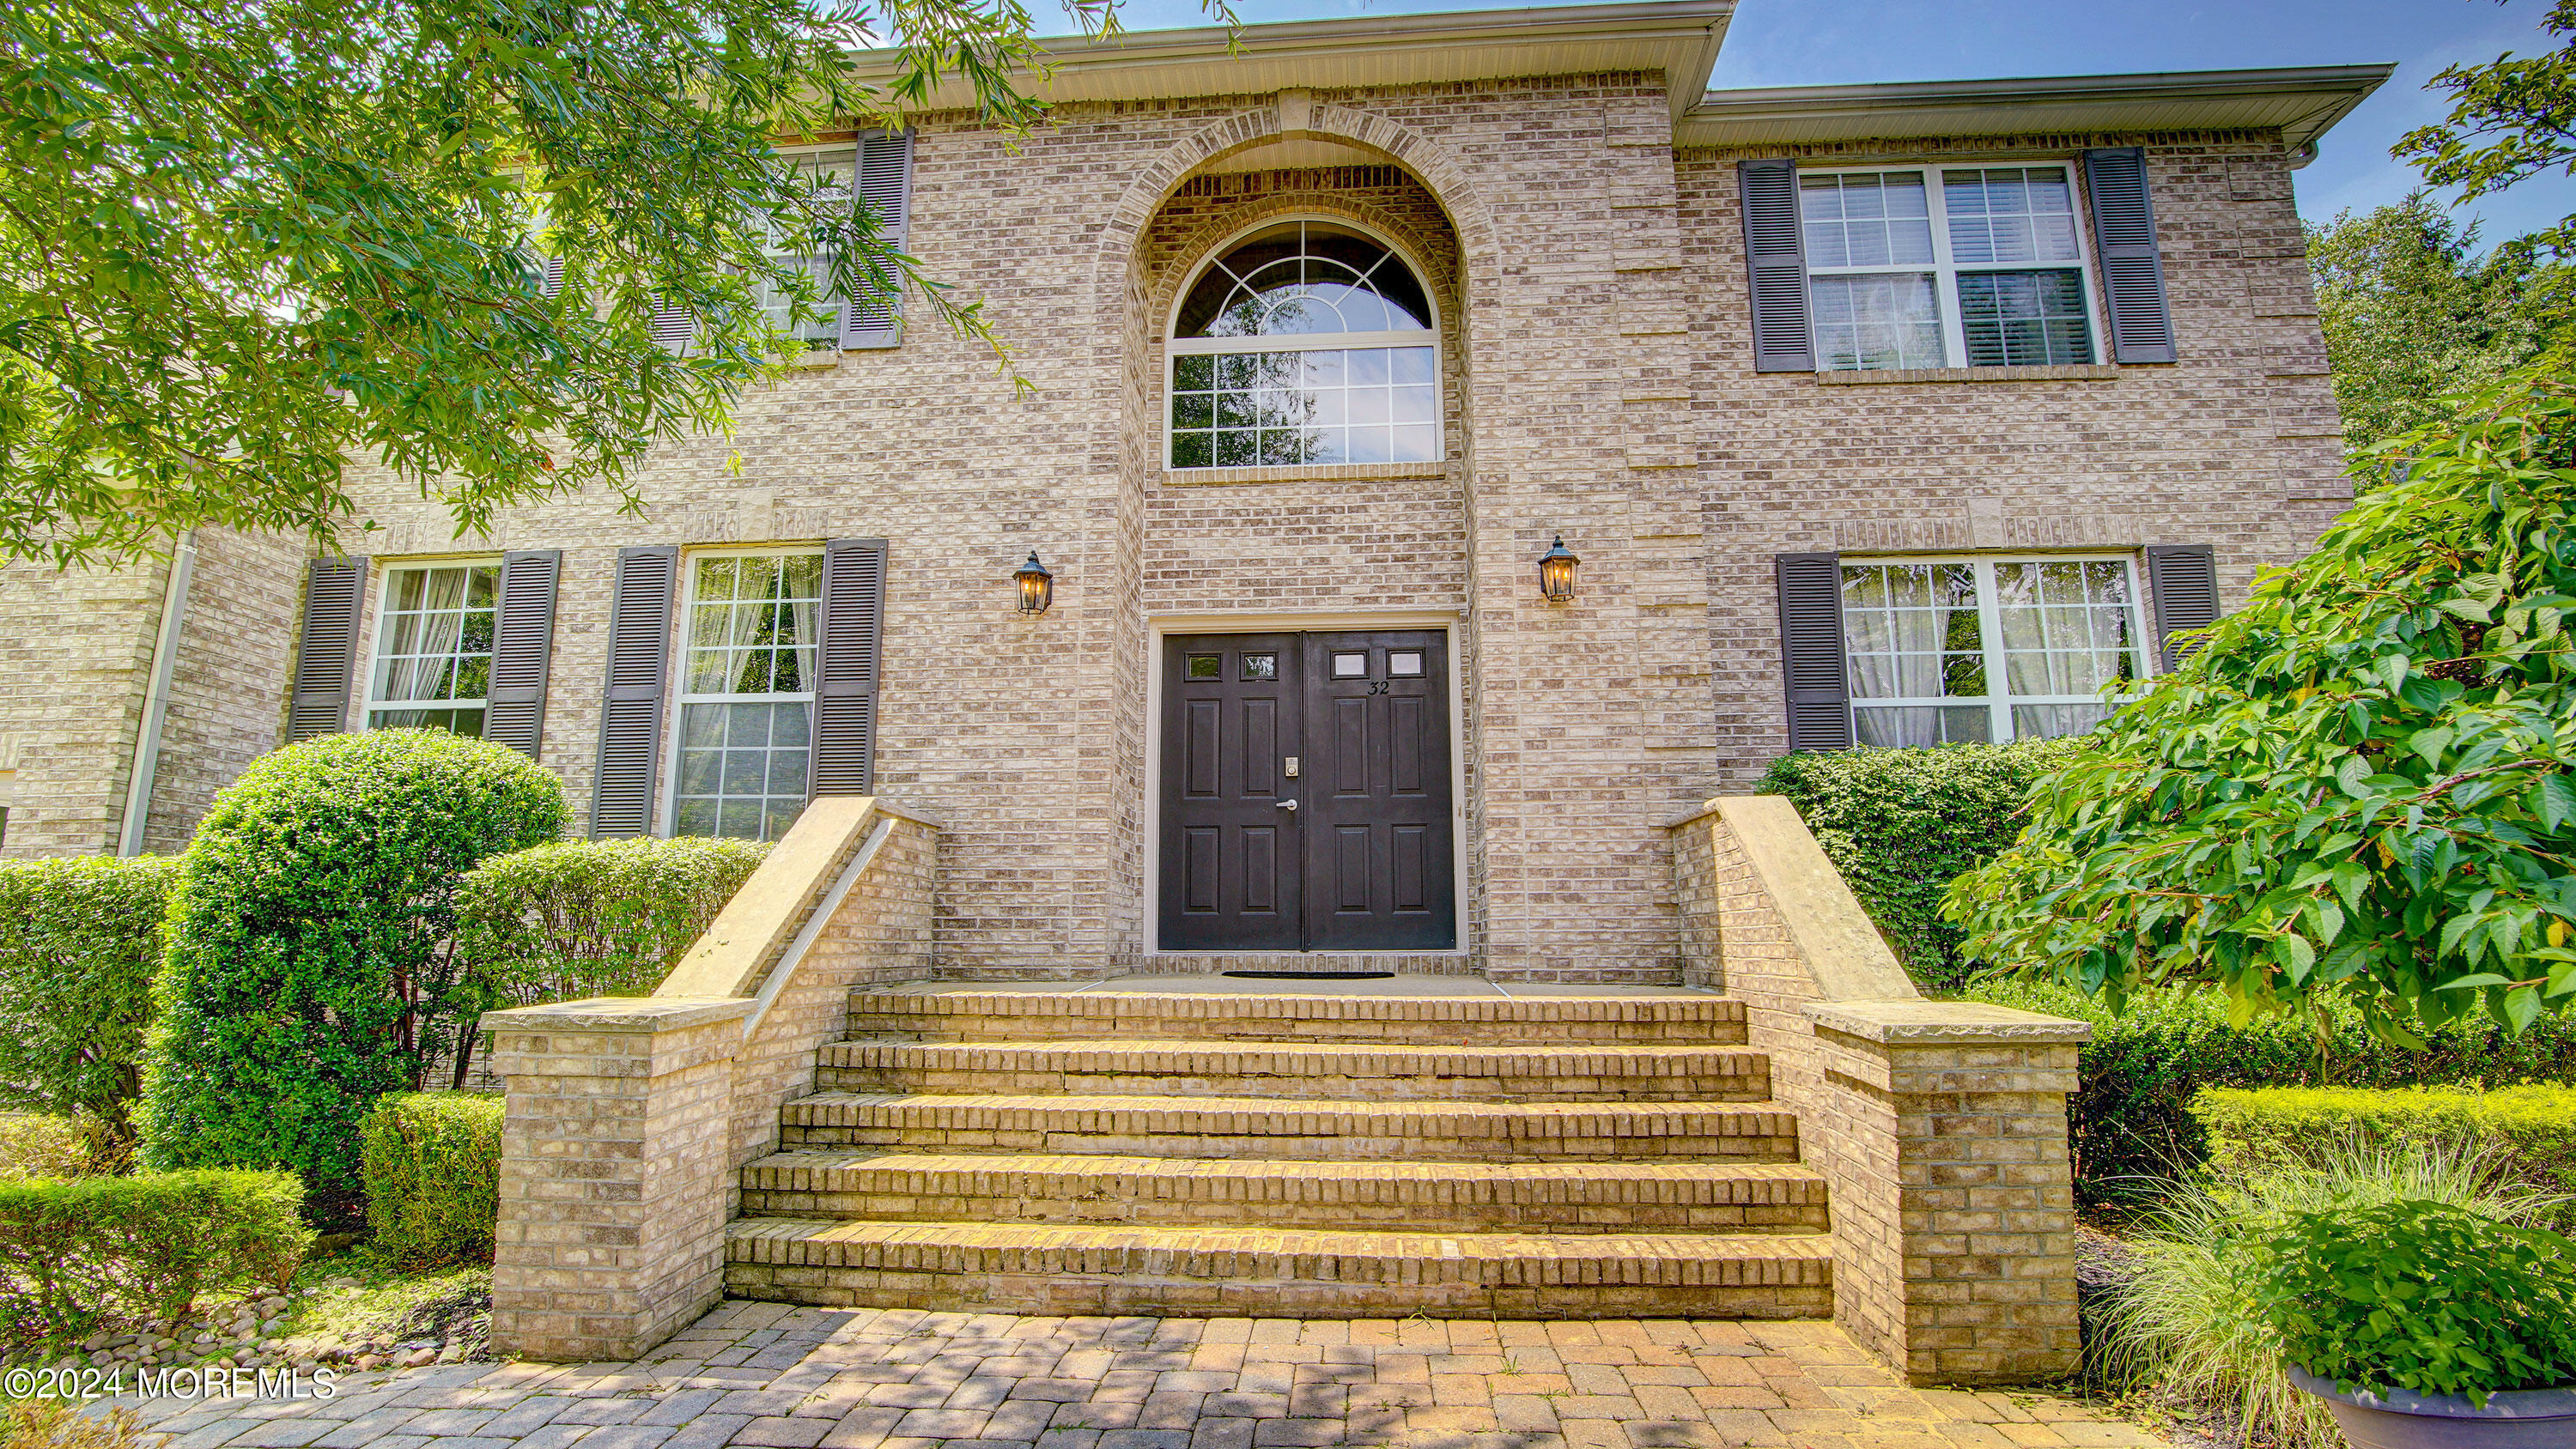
[1012,550,1054,615]
[1537,536,1579,603]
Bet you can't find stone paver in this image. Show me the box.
[88,1303,2171,1449]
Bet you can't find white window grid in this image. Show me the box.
[1840,554,2153,744]
[363,557,502,737]
[1163,216,1443,470]
[1799,162,2105,372]
[752,146,859,353]
[662,546,825,843]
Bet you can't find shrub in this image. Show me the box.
[2196,1084,2576,1200]
[2256,1199,2576,1401]
[1965,979,2576,1207]
[2,1403,150,1449]
[2093,1140,2563,1449]
[449,836,767,1078]
[0,855,178,1167]
[137,731,564,1208]
[360,1093,503,1269]
[0,1171,311,1339]
[0,1113,88,1181]
[1947,374,2576,1035]
[1757,739,2080,990]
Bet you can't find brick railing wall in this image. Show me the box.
[480,797,938,1361]
[1668,796,2089,1385]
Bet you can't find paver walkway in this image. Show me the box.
[104,1302,2168,1449]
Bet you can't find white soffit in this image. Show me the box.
[859,1,1734,120]
[1680,66,2394,159]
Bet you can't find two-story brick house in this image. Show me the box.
[0,0,2385,984]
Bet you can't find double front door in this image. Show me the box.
[1158,630,1455,951]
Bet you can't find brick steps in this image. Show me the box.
[776,1091,1804,1162]
[721,1216,1835,1319]
[848,989,1748,1045]
[736,1149,1831,1234]
[815,1038,1770,1101]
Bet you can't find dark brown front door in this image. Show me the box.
[1159,630,1455,952]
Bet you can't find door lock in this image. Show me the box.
[1283,756,1299,778]
[1275,798,1297,812]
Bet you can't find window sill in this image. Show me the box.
[1157,460,1451,487]
[781,349,841,369]
[1815,363,2121,385]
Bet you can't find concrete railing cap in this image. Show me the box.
[480,995,753,1034]
[1804,997,2092,1045]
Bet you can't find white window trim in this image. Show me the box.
[362,555,503,732]
[660,543,826,840]
[1799,161,2105,371]
[755,143,863,354]
[1842,552,2152,744]
[1162,215,1445,470]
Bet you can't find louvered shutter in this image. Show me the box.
[288,557,368,742]
[2084,148,2177,364]
[812,537,888,795]
[2145,544,2220,672]
[1738,160,1814,373]
[1775,552,1852,751]
[841,130,914,350]
[648,295,696,355]
[590,545,677,838]
[483,549,561,758]
[540,255,565,297]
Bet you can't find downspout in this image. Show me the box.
[117,531,196,858]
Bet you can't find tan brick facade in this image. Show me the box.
[0,10,2367,984]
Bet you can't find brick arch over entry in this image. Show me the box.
[1091,99,1504,329]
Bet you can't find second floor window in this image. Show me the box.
[1169,221,1440,469]
[671,550,822,842]
[1801,166,2099,372]
[367,561,497,735]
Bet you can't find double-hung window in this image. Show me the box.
[671,549,823,841]
[1839,555,2148,746]
[366,561,499,736]
[753,148,859,355]
[1801,165,2099,372]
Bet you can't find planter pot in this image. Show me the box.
[2287,1365,2576,1449]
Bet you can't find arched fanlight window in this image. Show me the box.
[1168,221,1439,469]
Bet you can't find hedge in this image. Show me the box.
[0,1113,88,1181]
[1966,979,2576,1208]
[1757,740,2079,990]
[360,1093,504,1269]
[455,836,767,1003]
[137,731,565,1208]
[0,1171,310,1338]
[0,855,178,1167]
[2195,1084,2576,1199]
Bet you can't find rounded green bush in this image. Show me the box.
[137,730,565,1206]
[0,854,177,1166]
[361,1092,503,1269]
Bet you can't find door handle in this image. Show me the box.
[1275,799,1297,812]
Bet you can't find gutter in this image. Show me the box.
[117,530,195,858]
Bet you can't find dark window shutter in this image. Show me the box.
[1775,552,1852,751]
[2083,147,2177,364]
[483,549,561,759]
[1738,159,1814,373]
[2145,544,2220,672]
[812,537,888,796]
[648,295,695,355]
[540,255,565,297]
[841,130,914,350]
[591,545,678,838]
[288,556,368,742]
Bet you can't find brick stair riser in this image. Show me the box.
[722,1228,1833,1321]
[817,1043,1771,1101]
[775,1103,1801,1163]
[732,1179,1834,1235]
[817,1063,1768,1102]
[846,995,1750,1046]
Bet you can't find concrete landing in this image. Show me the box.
[891,972,1719,998]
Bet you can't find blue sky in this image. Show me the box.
[1059,0,2576,244]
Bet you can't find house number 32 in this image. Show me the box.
[1366,682,1389,695]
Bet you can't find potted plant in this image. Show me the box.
[2255,1198,2576,1448]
